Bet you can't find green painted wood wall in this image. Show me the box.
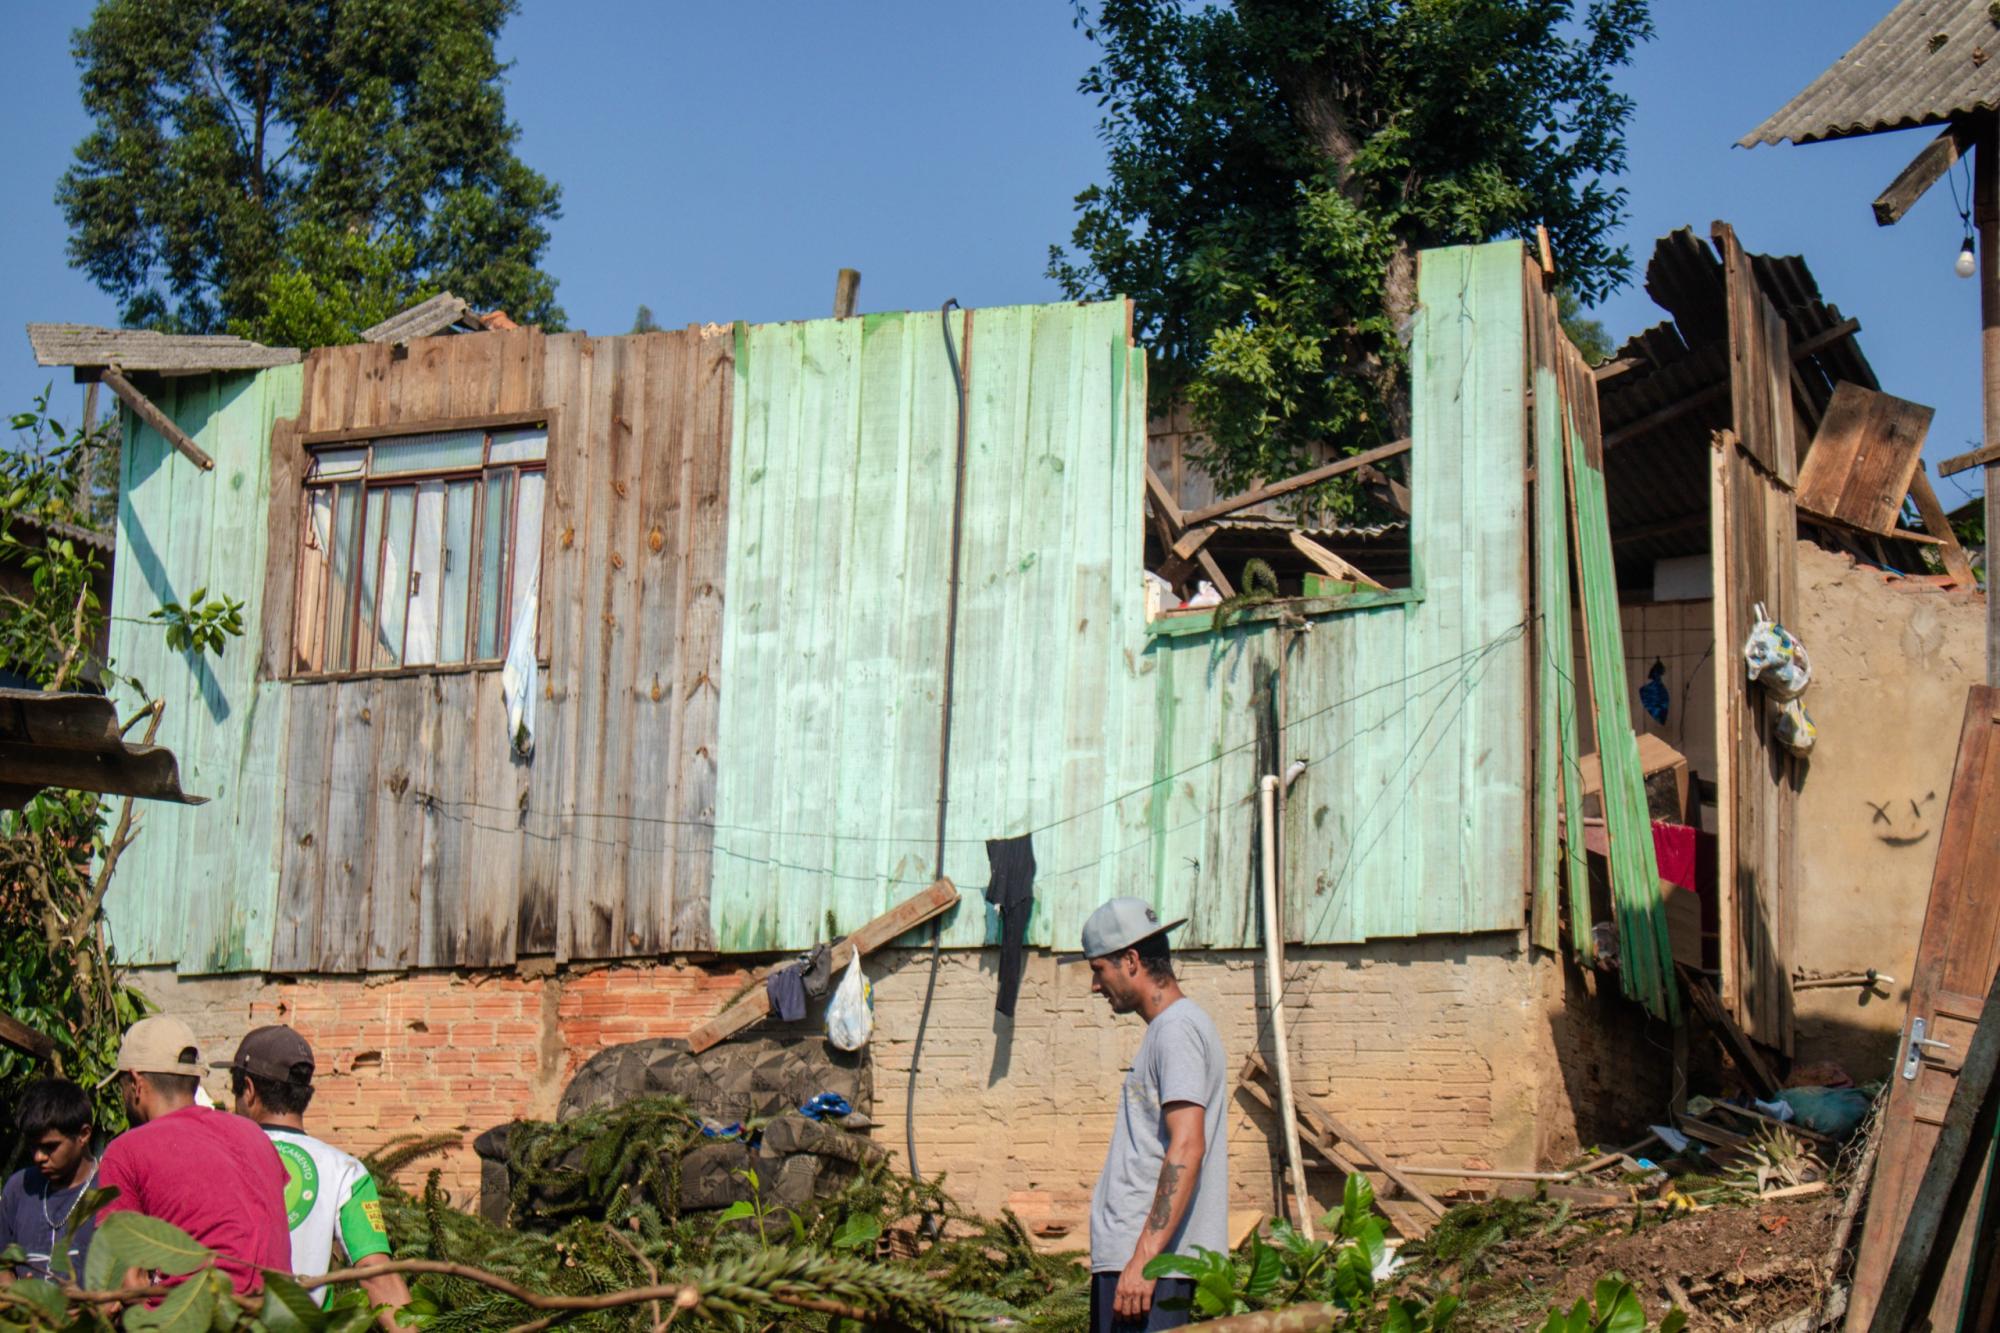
[99,244,1531,970]
[711,244,1530,952]
[104,367,301,972]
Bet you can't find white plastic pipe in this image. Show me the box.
[1260,774,1313,1240]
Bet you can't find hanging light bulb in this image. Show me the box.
[1958,235,1978,279]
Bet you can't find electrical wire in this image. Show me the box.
[906,298,967,1221]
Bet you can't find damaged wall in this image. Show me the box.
[1786,541,1985,1076]
[132,935,1644,1234]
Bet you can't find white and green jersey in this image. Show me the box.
[262,1126,392,1300]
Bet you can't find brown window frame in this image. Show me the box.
[288,411,554,682]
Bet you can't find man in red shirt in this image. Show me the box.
[96,1016,291,1295]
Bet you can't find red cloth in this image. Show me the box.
[1652,820,1698,892]
[96,1105,291,1293]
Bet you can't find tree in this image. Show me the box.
[1051,0,1652,507]
[58,0,565,342]
[631,304,663,334]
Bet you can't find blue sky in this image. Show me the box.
[0,2,1985,506]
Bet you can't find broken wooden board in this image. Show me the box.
[0,1011,53,1061]
[1795,382,1930,537]
[1288,532,1387,590]
[686,878,959,1053]
[1680,965,1782,1101]
[1235,1069,1435,1239]
[1242,1053,1447,1225]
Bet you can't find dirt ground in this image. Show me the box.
[1436,1189,1844,1330]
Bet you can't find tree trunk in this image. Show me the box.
[1279,61,1415,439]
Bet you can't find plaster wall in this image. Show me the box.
[1786,542,1985,1076]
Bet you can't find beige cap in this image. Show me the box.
[99,1015,203,1087]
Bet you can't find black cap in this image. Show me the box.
[227,1025,315,1086]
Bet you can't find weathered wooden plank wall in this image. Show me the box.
[264,327,730,972]
[710,251,1530,953]
[111,261,1533,970]
[105,366,303,972]
[1712,223,1800,1055]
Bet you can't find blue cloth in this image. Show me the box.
[1640,662,1670,724]
[0,1164,99,1280]
[1090,1273,1196,1330]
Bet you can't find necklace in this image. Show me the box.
[39,1158,98,1249]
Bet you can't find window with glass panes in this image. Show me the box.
[292,425,546,675]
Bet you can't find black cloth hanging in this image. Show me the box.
[985,834,1036,1018]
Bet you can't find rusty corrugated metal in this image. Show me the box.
[1741,0,2000,146]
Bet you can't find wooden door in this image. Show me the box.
[1849,686,2000,1330]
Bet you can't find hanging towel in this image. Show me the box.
[985,834,1036,1018]
[765,963,807,1022]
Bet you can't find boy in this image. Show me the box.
[0,1080,100,1281]
[228,1025,410,1329]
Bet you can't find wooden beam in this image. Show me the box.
[1354,462,1411,515]
[1288,532,1386,590]
[1909,468,1979,585]
[1156,525,1216,588]
[1680,965,1782,1100]
[685,878,960,1053]
[1938,438,2000,478]
[1183,438,1412,526]
[1864,962,2000,1331]
[0,1011,54,1061]
[1874,122,1976,227]
[1243,1053,1447,1218]
[1195,547,1235,599]
[98,366,214,471]
[1145,465,1186,531]
[833,268,860,319]
[1611,510,1707,547]
[299,407,551,447]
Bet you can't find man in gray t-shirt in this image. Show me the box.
[1079,897,1228,1330]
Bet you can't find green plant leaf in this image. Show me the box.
[1658,1312,1688,1333]
[93,1211,212,1278]
[1243,1236,1283,1300]
[1595,1277,1646,1333]
[831,1213,882,1250]
[1141,1253,1205,1280]
[121,1268,216,1333]
[259,1272,329,1333]
[4,1278,66,1324]
[1382,1297,1416,1333]
[715,1201,756,1224]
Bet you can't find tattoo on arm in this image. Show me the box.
[1146,1162,1185,1231]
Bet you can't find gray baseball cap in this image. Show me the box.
[1077,896,1186,960]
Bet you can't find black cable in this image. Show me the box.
[907,298,967,1229]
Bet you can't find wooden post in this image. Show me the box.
[1979,115,1999,684]
[98,366,214,471]
[833,268,861,319]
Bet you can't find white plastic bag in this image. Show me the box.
[825,954,874,1052]
[1776,698,1818,757]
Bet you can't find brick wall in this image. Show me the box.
[134,933,1656,1239]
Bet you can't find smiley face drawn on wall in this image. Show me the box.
[1866,791,1938,848]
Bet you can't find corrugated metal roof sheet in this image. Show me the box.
[1600,226,1938,579]
[0,688,203,810]
[1740,0,2000,146]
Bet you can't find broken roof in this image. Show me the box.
[360,292,489,343]
[27,324,299,373]
[0,689,203,810]
[1598,227,1896,572]
[1740,0,2000,147]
